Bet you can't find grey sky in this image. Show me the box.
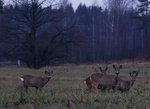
[4,0,103,9]
[69,0,102,9]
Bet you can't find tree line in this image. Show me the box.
[0,0,150,68]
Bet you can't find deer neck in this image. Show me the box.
[115,74,119,84]
[116,74,119,80]
[43,77,51,85]
[129,80,135,88]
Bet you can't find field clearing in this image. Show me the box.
[0,62,150,109]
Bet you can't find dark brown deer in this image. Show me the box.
[99,66,108,75]
[98,65,122,91]
[20,69,53,92]
[114,71,138,92]
[84,73,103,92]
[113,65,122,76]
[84,66,108,92]
[90,74,120,93]
[85,65,122,93]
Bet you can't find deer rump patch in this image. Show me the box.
[22,75,46,87]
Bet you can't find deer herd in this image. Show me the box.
[84,65,138,93]
[20,65,138,93]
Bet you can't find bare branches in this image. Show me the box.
[3,0,75,68]
[104,0,133,14]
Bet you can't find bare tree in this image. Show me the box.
[4,0,75,68]
[103,0,134,59]
[91,0,98,61]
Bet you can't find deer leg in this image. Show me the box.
[113,85,119,93]
[35,87,38,93]
[39,88,42,92]
[100,86,106,92]
[85,84,92,93]
[84,88,89,93]
[90,87,95,93]
[104,87,106,91]
[86,87,91,92]
[106,86,111,92]
[89,81,98,93]
[84,87,91,94]
[91,85,98,93]
[112,87,117,93]
[24,85,28,93]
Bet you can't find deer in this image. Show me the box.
[113,64,122,75]
[113,71,138,92]
[99,66,108,75]
[99,65,122,91]
[84,66,108,92]
[85,65,122,93]
[20,68,53,92]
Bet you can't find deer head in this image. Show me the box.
[45,70,53,79]
[129,71,138,86]
[44,66,53,78]
[113,65,122,76]
[99,66,108,75]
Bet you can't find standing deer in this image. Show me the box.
[113,65,122,76]
[99,66,108,75]
[84,66,108,92]
[20,69,53,92]
[99,65,122,91]
[85,65,122,93]
[84,73,103,92]
[114,71,138,92]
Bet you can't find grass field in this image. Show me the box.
[0,61,150,109]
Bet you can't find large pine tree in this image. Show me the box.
[0,0,3,13]
[136,0,150,37]
[135,0,150,56]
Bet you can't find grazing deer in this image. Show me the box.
[20,69,53,92]
[114,71,138,92]
[84,66,108,92]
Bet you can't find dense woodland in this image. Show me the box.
[0,0,150,68]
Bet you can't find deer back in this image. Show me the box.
[97,75,117,86]
[22,75,49,88]
[90,73,104,83]
[116,79,131,91]
[89,73,118,91]
[85,73,106,90]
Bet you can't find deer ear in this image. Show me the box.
[119,65,122,69]
[113,65,116,69]
[135,72,138,76]
[45,71,49,74]
[105,67,108,71]
[99,67,102,71]
[129,72,132,76]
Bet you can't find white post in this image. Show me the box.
[17,59,21,67]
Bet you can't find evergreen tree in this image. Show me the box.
[136,0,150,37]
[0,0,3,13]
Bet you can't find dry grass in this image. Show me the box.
[0,61,150,109]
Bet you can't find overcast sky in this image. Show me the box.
[4,0,103,9]
[69,0,102,9]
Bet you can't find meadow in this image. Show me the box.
[0,61,150,109]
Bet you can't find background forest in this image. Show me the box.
[0,0,150,68]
